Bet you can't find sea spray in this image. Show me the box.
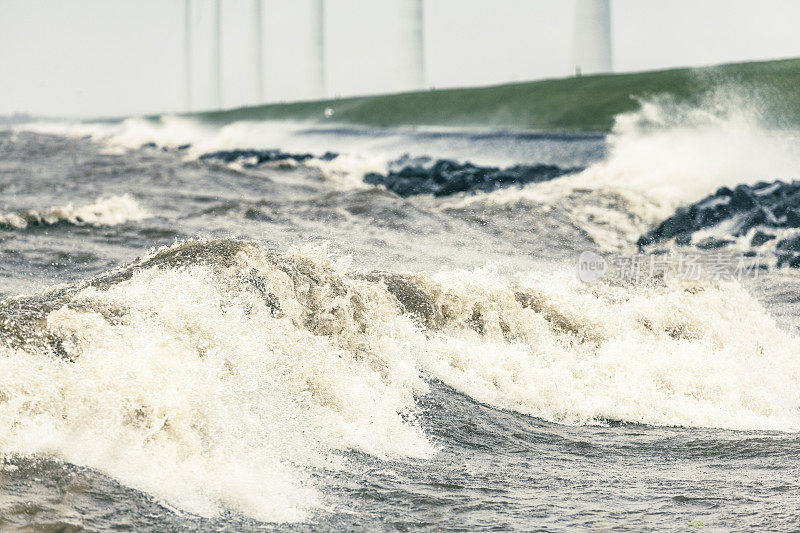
[444,89,800,252]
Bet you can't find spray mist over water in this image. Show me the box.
[599,89,800,203]
[448,88,800,251]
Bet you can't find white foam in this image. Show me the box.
[0,194,149,229]
[0,243,433,522]
[589,90,800,205]
[416,266,800,431]
[1,241,800,522]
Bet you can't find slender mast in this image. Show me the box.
[212,0,222,108]
[252,0,264,103]
[184,0,192,109]
[572,0,612,75]
[309,0,325,99]
[399,0,425,91]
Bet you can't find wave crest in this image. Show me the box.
[0,240,432,522]
[1,239,799,521]
[0,194,148,229]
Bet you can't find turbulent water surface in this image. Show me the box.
[3,101,800,531]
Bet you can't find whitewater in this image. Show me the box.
[2,94,800,530]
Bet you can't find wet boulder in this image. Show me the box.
[637,207,694,246]
[695,236,734,250]
[638,179,800,267]
[750,230,776,247]
[776,234,800,252]
[640,179,800,246]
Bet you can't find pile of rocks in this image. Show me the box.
[199,149,338,168]
[638,180,800,266]
[364,156,580,197]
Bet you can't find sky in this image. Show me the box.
[2,0,800,117]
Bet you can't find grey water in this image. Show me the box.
[1,126,800,532]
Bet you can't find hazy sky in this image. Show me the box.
[2,0,800,117]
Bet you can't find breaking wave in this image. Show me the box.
[445,90,800,251]
[1,239,799,522]
[0,195,149,229]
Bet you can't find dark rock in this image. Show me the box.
[714,186,734,197]
[199,149,339,168]
[691,195,731,227]
[640,207,694,245]
[640,179,800,244]
[777,251,800,268]
[363,155,581,197]
[695,236,734,250]
[731,208,767,236]
[786,208,800,228]
[730,184,757,211]
[774,234,800,268]
[776,234,800,252]
[750,230,776,247]
[753,181,785,198]
[638,178,800,267]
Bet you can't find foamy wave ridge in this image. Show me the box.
[0,194,149,229]
[414,267,800,430]
[0,240,433,522]
[1,240,799,522]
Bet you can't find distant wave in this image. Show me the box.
[0,195,148,229]
[1,239,798,522]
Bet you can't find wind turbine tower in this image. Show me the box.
[252,0,264,103]
[572,0,612,75]
[184,0,192,110]
[399,0,425,91]
[212,0,222,108]
[309,0,325,99]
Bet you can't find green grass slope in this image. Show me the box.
[191,57,800,132]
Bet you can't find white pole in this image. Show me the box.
[252,0,264,104]
[399,0,425,91]
[212,0,222,108]
[572,0,612,75]
[184,0,192,110]
[309,0,325,99]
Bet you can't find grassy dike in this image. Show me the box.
[190,58,800,132]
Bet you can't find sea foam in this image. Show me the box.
[0,194,149,229]
[1,240,799,522]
